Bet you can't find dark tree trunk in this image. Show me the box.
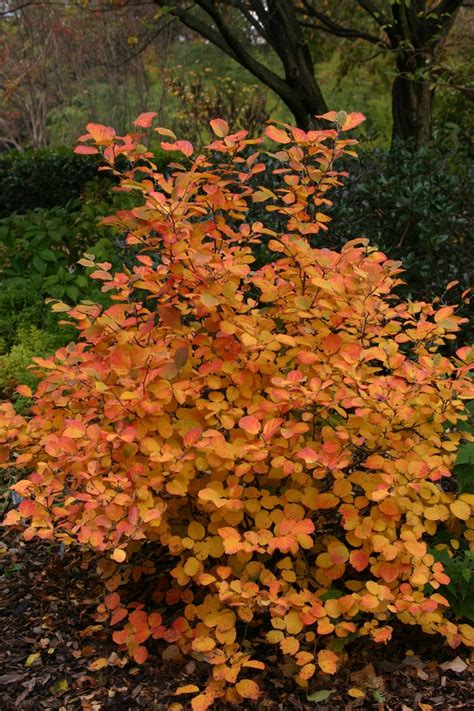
[278,66,328,130]
[264,0,328,129]
[391,52,435,147]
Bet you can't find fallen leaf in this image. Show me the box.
[348,687,365,698]
[24,653,41,668]
[175,684,200,695]
[439,656,468,673]
[52,678,69,693]
[88,657,108,671]
[307,688,334,702]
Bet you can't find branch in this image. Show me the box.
[299,0,386,45]
[95,15,176,69]
[432,0,465,18]
[356,0,391,27]
[156,1,293,102]
[0,0,157,18]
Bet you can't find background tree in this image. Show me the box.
[299,1,467,145]
[153,0,329,129]
[155,0,471,145]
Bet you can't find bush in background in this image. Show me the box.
[0,148,104,217]
[328,141,474,305]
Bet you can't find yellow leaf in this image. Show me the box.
[450,500,471,521]
[184,557,201,577]
[191,636,216,652]
[111,548,126,563]
[284,609,303,635]
[25,653,41,668]
[348,687,365,698]
[175,685,200,695]
[317,649,338,674]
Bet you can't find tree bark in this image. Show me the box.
[391,52,434,146]
[263,0,328,128]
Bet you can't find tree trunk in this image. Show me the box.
[264,0,328,129]
[279,68,328,130]
[391,52,434,147]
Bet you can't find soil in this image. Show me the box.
[0,528,472,711]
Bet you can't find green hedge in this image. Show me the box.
[328,141,474,305]
[0,147,106,217]
[0,147,173,218]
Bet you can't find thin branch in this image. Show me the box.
[298,0,386,45]
[94,15,177,69]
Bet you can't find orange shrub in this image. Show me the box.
[1,111,473,709]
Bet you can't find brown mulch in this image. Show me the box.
[0,528,472,711]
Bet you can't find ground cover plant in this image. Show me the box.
[1,112,473,710]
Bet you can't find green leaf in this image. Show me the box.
[454,463,474,493]
[52,678,69,693]
[320,588,343,601]
[307,689,334,702]
[455,443,474,466]
[65,285,79,301]
[32,255,46,274]
[38,248,58,263]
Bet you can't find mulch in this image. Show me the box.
[0,528,472,711]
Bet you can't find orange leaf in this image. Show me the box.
[176,685,200,695]
[350,549,369,572]
[191,694,215,711]
[210,118,229,137]
[317,649,338,674]
[86,122,115,144]
[235,679,260,700]
[238,416,261,435]
[104,592,120,610]
[133,112,157,128]
[133,645,149,664]
[265,125,291,143]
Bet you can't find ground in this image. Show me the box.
[0,529,472,711]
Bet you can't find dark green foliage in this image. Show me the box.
[0,147,173,218]
[454,399,474,494]
[327,142,473,308]
[0,195,130,401]
[0,148,105,217]
[430,396,474,622]
[433,548,474,622]
[239,143,473,341]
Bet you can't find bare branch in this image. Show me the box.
[298,0,387,46]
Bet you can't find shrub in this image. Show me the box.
[0,147,103,217]
[1,114,473,708]
[0,146,172,218]
[0,199,130,399]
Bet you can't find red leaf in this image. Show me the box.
[238,416,261,435]
[133,112,157,128]
[74,145,99,155]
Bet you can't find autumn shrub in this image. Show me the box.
[1,111,474,709]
